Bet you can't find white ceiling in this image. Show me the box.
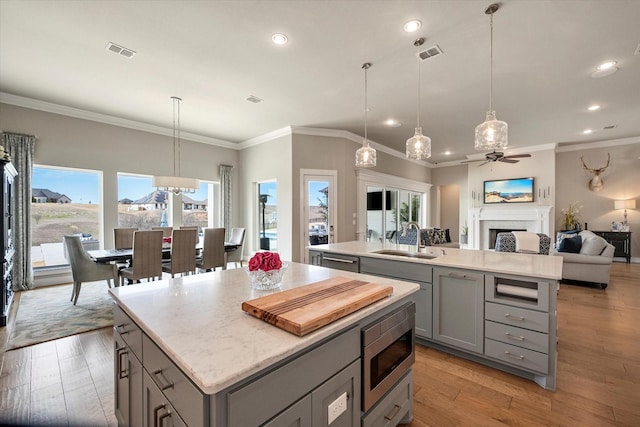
[1,0,639,165]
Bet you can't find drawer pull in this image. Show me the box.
[153,404,166,427]
[504,351,525,360]
[115,324,129,335]
[505,313,525,321]
[447,272,468,279]
[384,404,402,421]
[505,332,525,341]
[158,412,172,426]
[323,256,355,264]
[116,347,129,379]
[153,369,174,391]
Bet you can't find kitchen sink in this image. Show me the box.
[373,250,437,260]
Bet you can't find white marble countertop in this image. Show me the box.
[310,241,563,280]
[109,262,418,395]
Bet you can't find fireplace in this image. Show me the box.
[468,206,553,250]
[489,228,525,249]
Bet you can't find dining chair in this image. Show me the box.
[179,226,199,230]
[196,227,225,272]
[119,230,163,285]
[64,235,118,305]
[114,227,137,249]
[226,227,246,269]
[152,227,173,238]
[162,228,198,278]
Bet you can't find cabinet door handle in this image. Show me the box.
[153,369,174,391]
[505,313,525,321]
[116,347,129,379]
[447,272,468,279]
[323,256,355,264]
[153,404,166,427]
[505,332,525,341]
[115,324,129,335]
[384,404,402,421]
[504,351,525,360]
[158,412,172,426]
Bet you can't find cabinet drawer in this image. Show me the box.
[362,370,412,427]
[114,305,143,361]
[360,257,432,283]
[485,302,548,333]
[321,253,360,272]
[143,371,187,427]
[485,339,548,374]
[484,321,549,354]
[143,335,206,427]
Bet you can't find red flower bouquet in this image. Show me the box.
[248,251,283,272]
[245,252,287,290]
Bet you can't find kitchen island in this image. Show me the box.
[109,262,419,427]
[309,241,562,391]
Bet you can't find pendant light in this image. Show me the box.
[153,96,200,194]
[355,62,376,168]
[406,37,431,160]
[474,3,508,151]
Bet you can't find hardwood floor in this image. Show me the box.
[1,263,638,426]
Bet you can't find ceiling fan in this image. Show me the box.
[461,150,531,166]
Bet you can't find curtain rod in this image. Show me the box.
[218,163,234,168]
[1,131,38,138]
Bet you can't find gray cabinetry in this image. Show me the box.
[142,371,187,427]
[432,268,484,354]
[360,257,432,339]
[114,306,143,427]
[309,250,360,272]
[361,371,413,427]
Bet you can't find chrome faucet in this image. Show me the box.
[401,221,421,252]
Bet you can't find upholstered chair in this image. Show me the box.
[162,228,198,277]
[226,227,246,268]
[119,230,163,285]
[196,227,226,272]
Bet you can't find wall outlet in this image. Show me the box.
[327,392,348,425]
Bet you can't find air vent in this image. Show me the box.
[245,95,264,104]
[106,42,136,59]
[603,125,617,130]
[417,45,443,61]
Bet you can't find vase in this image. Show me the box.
[244,263,288,290]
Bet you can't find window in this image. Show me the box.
[182,181,216,229]
[117,174,166,229]
[31,166,102,268]
[258,181,277,250]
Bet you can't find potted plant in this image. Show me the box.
[460,223,468,244]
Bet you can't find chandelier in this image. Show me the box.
[406,37,431,160]
[355,62,376,167]
[474,3,508,151]
[153,97,200,194]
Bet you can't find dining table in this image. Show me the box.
[87,242,240,263]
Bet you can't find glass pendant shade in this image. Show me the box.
[406,127,431,160]
[355,140,376,167]
[474,110,508,150]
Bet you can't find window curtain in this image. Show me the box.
[219,164,233,238]
[2,132,36,291]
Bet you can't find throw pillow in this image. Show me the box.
[420,229,432,246]
[556,230,579,248]
[558,235,582,253]
[580,235,608,256]
[432,229,447,245]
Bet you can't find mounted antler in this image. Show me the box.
[581,153,610,192]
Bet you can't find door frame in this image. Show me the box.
[300,169,337,263]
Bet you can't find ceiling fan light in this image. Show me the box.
[406,127,431,160]
[475,111,508,150]
[355,140,376,167]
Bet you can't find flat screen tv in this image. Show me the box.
[484,177,534,204]
[367,191,392,210]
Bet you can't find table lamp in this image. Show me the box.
[614,199,636,226]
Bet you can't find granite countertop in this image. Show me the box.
[310,241,563,280]
[109,262,419,395]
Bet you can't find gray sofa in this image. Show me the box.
[551,230,615,289]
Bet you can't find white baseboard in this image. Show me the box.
[33,266,72,288]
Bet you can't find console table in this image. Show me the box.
[592,231,631,263]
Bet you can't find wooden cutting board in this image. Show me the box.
[241,276,393,336]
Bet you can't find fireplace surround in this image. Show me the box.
[468,206,553,250]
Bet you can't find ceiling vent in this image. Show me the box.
[245,95,264,104]
[417,45,443,61]
[106,42,136,59]
[603,125,617,130]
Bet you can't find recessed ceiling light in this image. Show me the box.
[384,118,401,127]
[272,33,288,45]
[403,20,422,33]
[587,104,601,111]
[443,151,452,156]
[591,60,618,78]
[582,129,594,135]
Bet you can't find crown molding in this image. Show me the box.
[0,92,236,149]
[555,136,640,152]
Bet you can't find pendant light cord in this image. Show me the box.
[363,63,370,144]
[489,12,493,112]
[417,51,421,128]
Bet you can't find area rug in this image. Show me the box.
[6,283,114,350]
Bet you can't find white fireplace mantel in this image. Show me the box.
[468,205,554,250]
